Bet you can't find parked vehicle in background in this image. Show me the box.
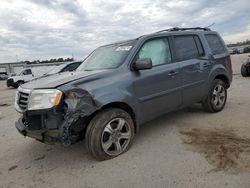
[6,62,82,88]
[14,27,232,160]
[230,48,240,54]
[44,61,82,76]
[0,73,9,80]
[243,46,250,53]
[241,55,250,77]
[6,67,53,88]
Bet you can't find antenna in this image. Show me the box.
[206,23,216,28]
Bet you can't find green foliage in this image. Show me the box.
[24,57,74,64]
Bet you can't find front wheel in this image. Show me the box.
[14,81,24,88]
[85,108,135,160]
[202,79,227,113]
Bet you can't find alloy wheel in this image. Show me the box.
[101,118,131,156]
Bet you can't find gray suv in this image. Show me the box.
[15,27,233,160]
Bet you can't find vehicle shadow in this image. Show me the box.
[20,104,206,167]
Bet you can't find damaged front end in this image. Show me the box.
[15,87,99,145]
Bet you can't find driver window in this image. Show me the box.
[137,38,172,66]
[23,69,32,75]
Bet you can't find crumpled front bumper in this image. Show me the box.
[15,117,63,144]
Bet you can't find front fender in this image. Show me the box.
[12,76,23,83]
[94,89,143,128]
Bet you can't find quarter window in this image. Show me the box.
[174,36,201,61]
[137,38,172,66]
[205,34,226,55]
[194,36,205,56]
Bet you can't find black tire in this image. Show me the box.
[241,64,249,77]
[14,81,24,88]
[85,108,135,161]
[202,79,227,113]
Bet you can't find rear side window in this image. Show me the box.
[174,35,203,61]
[205,34,226,55]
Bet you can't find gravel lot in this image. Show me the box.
[0,54,250,188]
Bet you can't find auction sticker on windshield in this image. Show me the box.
[115,46,132,51]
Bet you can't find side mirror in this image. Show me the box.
[133,58,152,70]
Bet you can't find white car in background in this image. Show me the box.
[6,66,54,88]
[6,61,82,88]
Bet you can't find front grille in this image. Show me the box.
[15,87,31,112]
[18,91,29,110]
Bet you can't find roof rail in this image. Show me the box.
[156,27,211,33]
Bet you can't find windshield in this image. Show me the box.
[77,40,136,71]
[45,64,66,75]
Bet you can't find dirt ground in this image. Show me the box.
[0,53,250,188]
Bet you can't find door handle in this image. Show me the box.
[168,71,178,77]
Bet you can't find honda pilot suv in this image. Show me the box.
[15,27,232,160]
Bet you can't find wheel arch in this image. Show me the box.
[208,64,232,89]
[214,74,230,88]
[99,102,138,133]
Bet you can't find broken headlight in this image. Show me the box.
[28,89,62,110]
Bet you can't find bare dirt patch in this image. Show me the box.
[180,128,250,174]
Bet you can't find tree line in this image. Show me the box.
[227,39,250,47]
[22,57,74,64]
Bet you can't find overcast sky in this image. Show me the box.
[0,0,250,63]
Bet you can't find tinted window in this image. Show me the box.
[23,69,32,75]
[194,36,205,56]
[174,36,200,61]
[137,38,172,66]
[205,34,226,55]
[62,62,81,72]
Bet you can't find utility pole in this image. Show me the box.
[16,55,19,62]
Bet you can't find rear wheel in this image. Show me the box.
[85,108,135,160]
[241,64,249,77]
[202,79,227,113]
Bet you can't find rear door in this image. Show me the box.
[172,35,211,106]
[133,37,182,120]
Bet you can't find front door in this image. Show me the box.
[133,37,182,121]
[22,69,33,82]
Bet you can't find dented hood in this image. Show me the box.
[21,70,107,89]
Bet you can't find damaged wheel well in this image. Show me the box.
[69,101,137,140]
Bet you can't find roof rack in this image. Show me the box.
[156,27,211,33]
